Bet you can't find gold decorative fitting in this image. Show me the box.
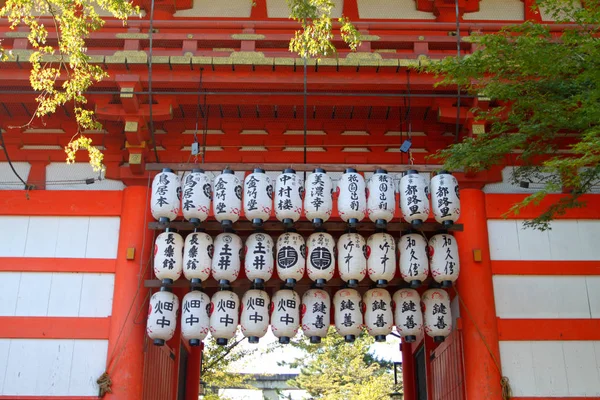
[129,153,143,165]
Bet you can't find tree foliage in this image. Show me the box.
[423,0,600,229]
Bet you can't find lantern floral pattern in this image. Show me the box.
[181,169,212,224]
[366,232,396,285]
[151,169,181,222]
[181,290,210,345]
[306,232,336,285]
[183,232,213,283]
[147,289,180,345]
[211,233,243,285]
[275,169,303,224]
[240,289,270,343]
[398,233,429,287]
[304,169,333,224]
[271,289,301,343]
[399,170,430,226]
[337,232,367,286]
[154,230,184,283]
[422,288,452,342]
[210,290,240,345]
[276,232,306,285]
[334,288,363,342]
[430,171,460,226]
[301,289,330,343]
[212,170,242,225]
[244,169,273,224]
[429,233,460,287]
[337,169,367,223]
[367,170,395,224]
[363,288,393,341]
[244,232,274,284]
[393,289,423,342]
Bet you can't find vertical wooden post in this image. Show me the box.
[401,341,416,400]
[185,346,202,400]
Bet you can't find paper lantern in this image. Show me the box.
[304,168,333,227]
[363,288,393,342]
[399,170,430,227]
[270,289,300,344]
[367,169,396,228]
[301,289,330,343]
[181,290,210,346]
[147,288,179,346]
[211,233,242,287]
[398,233,429,288]
[244,168,273,227]
[183,232,213,286]
[429,233,460,288]
[337,168,366,225]
[240,289,270,343]
[333,288,363,343]
[392,289,423,342]
[422,289,452,342]
[306,232,336,287]
[275,168,303,227]
[213,169,242,228]
[181,168,212,225]
[337,232,366,287]
[151,168,181,223]
[276,231,306,287]
[431,171,460,227]
[154,229,184,284]
[210,290,240,346]
[244,232,274,286]
[366,232,396,286]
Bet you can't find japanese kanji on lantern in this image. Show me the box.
[244,232,274,287]
[271,289,301,344]
[301,289,330,344]
[243,168,273,228]
[367,169,396,229]
[181,168,212,226]
[154,228,183,285]
[181,289,210,346]
[337,168,366,226]
[337,231,366,287]
[210,290,240,346]
[399,170,430,227]
[212,169,242,229]
[333,288,363,343]
[151,168,181,223]
[307,231,336,287]
[429,233,460,288]
[398,233,429,288]
[304,168,333,228]
[393,288,423,343]
[363,288,393,342]
[240,289,270,343]
[211,232,242,288]
[276,231,306,288]
[366,232,396,287]
[147,287,180,346]
[275,168,303,227]
[430,171,460,227]
[183,231,213,287]
[422,288,452,342]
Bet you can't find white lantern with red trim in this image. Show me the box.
[183,232,213,286]
[399,170,430,227]
[276,232,306,287]
[363,288,393,342]
[240,289,270,343]
[366,232,396,286]
[306,232,336,287]
[147,288,179,346]
[275,169,303,227]
[333,288,363,343]
[430,171,460,227]
[211,233,243,288]
[337,232,366,287]
[337,168,366,226]
[301,289,330,344]
[181,168,212,225]
[244,232,274,286]
[429,233,460,288]
[212,169,242,228]
[181,290,210,346]
[367,169,396,228]
[151,168,181,223]
[393,288,423,343]
[210,290,240,346]
[422,288,452,342]
[398,233,429,288]
[304,168,333,227]
[244,168,273,227]
[154,229,184,284]
[270,289,301,344]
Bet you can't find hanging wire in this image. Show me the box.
[0,130,30,191]
[303,56,308,168]
[147,0,160,162]
[454,0,462,142]
[406,70,415,165]
[201,93,209,164]
[191,68,204,164]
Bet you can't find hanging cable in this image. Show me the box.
[201,93,209,164]
[192,68,204,163]
[454,0,462,142]
[303,56,308,168]
[406,70,414,165]
[147,0,160,162]
[0,130,30,191]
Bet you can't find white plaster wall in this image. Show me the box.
[463,0,524,21]
[174,0,253,17]
[268,0,343,18]
[0,162,31,190]
[483,166,562,194]
[357,0,435,19]
[46,163,125,191]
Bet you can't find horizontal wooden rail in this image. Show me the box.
[146,163,442,172]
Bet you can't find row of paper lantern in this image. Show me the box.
[147,287,452,347]
[151,167,460,228]
[155,230,460,289]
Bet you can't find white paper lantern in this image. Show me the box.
[154,229,184,284]
[392,289,423,343]
[183,232,213,285]
[244,232,274,286]
[337,232,366,287]
[304,168,333,227]
[147,288,179,346]
[301,289,330,343]
[271,289,301,344]
[422,288,452,342]
[211,233,243,287]
[210,290,240,346]
[181,168,212,225]
[431,171,460,227]
[399,170,430,227]
[244,168,273,227]
[334,288,363,343]
[367,169,396,228]
[213,169,242,227]
[275,169,303,226]
[276,232,306,287]
[337,168,366,225]
[363,288,393,342]
[429,233,460,288]
[366,232,396,286]
[151,168,181,223]
[240,289,270,343]
[181,290,210,346]
[306,232,336,287]
[398,233,429,288]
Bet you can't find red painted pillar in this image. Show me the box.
[186,346,202,400]
[401,341,416,400]
[454,189,502,400]
[105,186,153,400]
